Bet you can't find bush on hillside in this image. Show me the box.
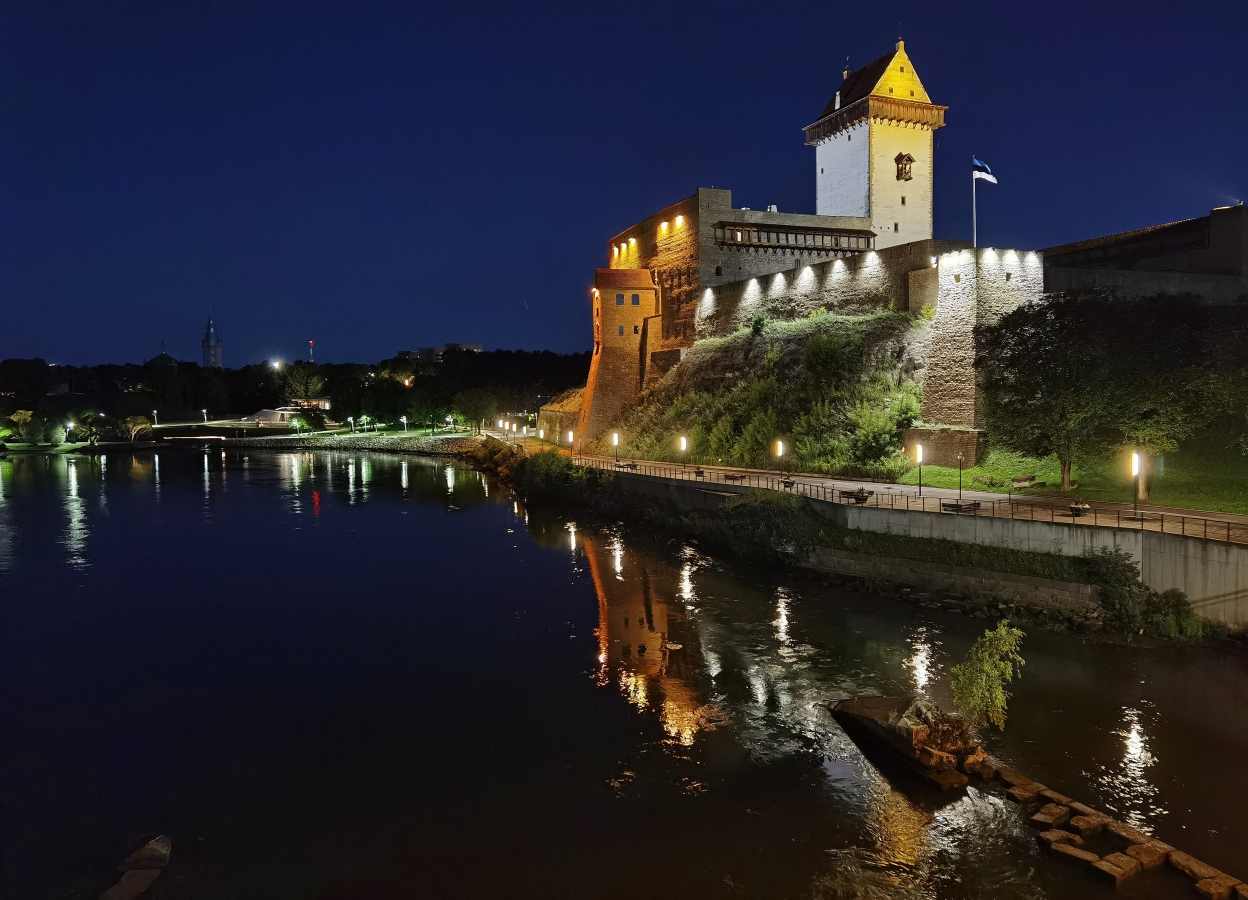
[1084,547,1203,639]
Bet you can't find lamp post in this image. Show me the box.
[679,435,688,472]
[151,409,159,427]
[66,421,74,445]
[400,415,408,434]
[916,444,924,497]
[612,432,619,463]
[1132,451,1140,518]
[348,416,355,433]
[776,439,786,477]
[567,430,574,458]
[201,409,208,423]
[958,451,964,501]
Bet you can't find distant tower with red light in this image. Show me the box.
[308,339,314,363]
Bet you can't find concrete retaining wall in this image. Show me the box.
[610,470,1248,627]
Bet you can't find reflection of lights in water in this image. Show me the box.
[679,562,695,602]
[444,465,454,493]
[64,459,88,569]
[774,589,791,643]
[567,522,577,552]
[153,454,160,499]
[612,537,623,578]
[400,461,408,490]
[619,670,648,708]
[907,627,934,693]
[661,699,698,746]
[1095,707,1162,831]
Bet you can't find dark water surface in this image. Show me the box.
[2,450,1245,899]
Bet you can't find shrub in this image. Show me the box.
[1084,546,1203,639]
[950,620,1026,730]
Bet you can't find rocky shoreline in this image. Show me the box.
[224,432,484,456]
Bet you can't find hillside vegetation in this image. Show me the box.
[592,311,925,478]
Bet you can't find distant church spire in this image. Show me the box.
[202,316,223,368]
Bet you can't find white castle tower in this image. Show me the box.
[805,41,947,250]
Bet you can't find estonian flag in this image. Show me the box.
[973,157,998,184]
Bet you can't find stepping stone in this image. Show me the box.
[1070,813,1112,835]
[1030,803,1071,828]
[1196,874,1245,900]
[1007,783,1047,804]
[992,763,1031,787]
[1040,789,1075,806]
[1038,829,1083,847]
[1170,851,1224,883]
[1125,842,1168,869]
[1093,852,1142,885]
[1051,842,1100,867]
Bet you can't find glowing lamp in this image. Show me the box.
[612,432,619,446]
[660,221,668,232]
[567,430,574,444]
[776,440,785,458]
[678,436,687,452]
[916,444,924,464]
[1132,452,1140,477]
[675,215,684,227]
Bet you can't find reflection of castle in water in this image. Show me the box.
[579,532,717,746]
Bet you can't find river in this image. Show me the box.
[1,450,1244,898]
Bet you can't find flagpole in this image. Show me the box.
[972,165,977,248]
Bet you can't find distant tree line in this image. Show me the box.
[0,347,590,441]
[975,291,1248,494]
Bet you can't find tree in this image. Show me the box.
[949,620,1025,731]
[284,363,325,400]
[4,410,33,442]
[122,416,152,441]
[975,293,1113,490]
[452,388,498,433]
[290,408,326,432]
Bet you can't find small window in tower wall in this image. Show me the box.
[616,293,624,305]
[901,196,906,206]
[1006,272,1012,281]
[633,325,640,334]
[631,294,640,305]
[894,223,899,232]
[715,265,722,276]
[618,325,624,335]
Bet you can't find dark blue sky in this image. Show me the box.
[2,1,1245,365]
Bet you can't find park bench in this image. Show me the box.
[723,473,746,483]
[941,500,981,513]
[1011,474,1037,490]
[841,488,874,505]
[694,468,705,478]
[1069,502,1091,518]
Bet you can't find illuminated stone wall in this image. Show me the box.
[920,247,1044,428]
[693,238,967,336]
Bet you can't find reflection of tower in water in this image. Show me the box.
[580,533,714,746]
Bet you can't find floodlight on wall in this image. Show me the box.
[628,237,636,245]
[660,221,668,233]
[675,215,684,227]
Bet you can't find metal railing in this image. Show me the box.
[573,455,1247,547]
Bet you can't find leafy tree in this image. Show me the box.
[284,363,326,400]
[4,410,33,441]
[949,620,1025,731]
[976,292,1113,490]
[290,408,327,432]
[452,388,498,433]
[122,416,152,441]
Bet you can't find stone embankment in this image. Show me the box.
[225,433,483,457]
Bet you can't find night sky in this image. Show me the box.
[3,1,1245,366]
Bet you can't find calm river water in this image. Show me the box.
[2,450,1245,899]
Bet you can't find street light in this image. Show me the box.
[776,439,785,476]
[567,430,574,454]
[202,409,208,423]
[678,435,688,471]
[66,421,74,445]
[958,451,964,500]
[916,444,924,497]
[400,415,408,433]
[151,409,159,426]
[612,431,619,463]
[348,416,355,433]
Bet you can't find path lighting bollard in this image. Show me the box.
[1132,451,1140,518]
[539,429,544,440]
[916,444,924,498]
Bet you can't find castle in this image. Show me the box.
[557,41,1248,467]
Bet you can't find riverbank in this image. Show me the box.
[470,440,1238,645]
[224,432,484,456]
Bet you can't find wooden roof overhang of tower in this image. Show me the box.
[803,96,947,145]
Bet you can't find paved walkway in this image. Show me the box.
[484,431,1248,546]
